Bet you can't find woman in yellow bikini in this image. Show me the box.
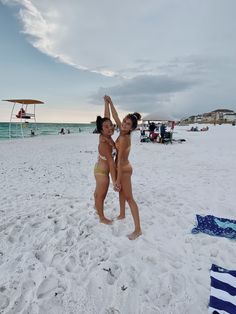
[94,97,117,224]
[105,95,142,240]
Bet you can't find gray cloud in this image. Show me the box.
[2,0,236,120]
[90,54,236,119]
[90,73,199,118]
[3,0,236,78]
[105,75,196,96]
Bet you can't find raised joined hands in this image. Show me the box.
[104,95,112,103]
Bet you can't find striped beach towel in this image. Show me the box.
[209,264,236,314]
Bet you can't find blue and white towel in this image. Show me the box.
[209,264,236,314]
[192,215,236,239]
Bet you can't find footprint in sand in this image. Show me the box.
[156,272,187,310]
[127,265,139,288]
[111,221,127,237]
[0,294,10,311]
[65,228,75,246]
[34,250,53,265]
[0,222,14,233]
[105,307,120,314]
[7,224,22,243]
[53,218,67,233]
[77,221,94,238]
[0,251,4,265]
[65,256,77,272]
[7,280,35,313]
[79,250,89,267]
[30,219,42,228]
[36,276,58,299]
[145,255,158,265]
[66,214,77,226]
[37,297,64,314]
[50,253,64,267]
[210,248,219,257]
[168,273,186,298]
[105,264,122,285]
[21,280,36,293]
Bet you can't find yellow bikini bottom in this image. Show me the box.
[94,163,109,176]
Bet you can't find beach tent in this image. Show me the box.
[142,112,175,122]
[142,112,176,130]
[2,99,44,138]
[142,113,176,144]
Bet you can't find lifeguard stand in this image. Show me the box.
[3,99,44,138]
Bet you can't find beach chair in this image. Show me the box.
[140,130,151,142]
[163,131,173,144]
[140,135,151,142]
[16,113,35,119]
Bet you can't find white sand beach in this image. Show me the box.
[0,125,236,314]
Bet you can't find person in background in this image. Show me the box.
[149,122,156,132]
[160,123,166,143]
[171,121,175,130]
[16,108,25,118]
[59,128,65,135]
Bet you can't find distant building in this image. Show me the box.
[211,109,234,122]
[201,112,212,123]
[223,112,236,122]
[196,115,203,122]
[202,112,212,123]
[181,108,236,124]
[180,116,195,124]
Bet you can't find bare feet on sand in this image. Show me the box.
[127,230,142,240]
[100,216,113,225]
[117,214,125,220]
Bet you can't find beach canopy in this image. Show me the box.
[3,99,44,104]
[143,112,175,122]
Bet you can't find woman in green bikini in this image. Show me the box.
[94,97,117,224]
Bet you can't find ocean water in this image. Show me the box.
[0,122,95,140]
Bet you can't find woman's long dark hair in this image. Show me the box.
[96,116,111,133]
[126,112,141,130]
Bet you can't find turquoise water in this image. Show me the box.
[0,122,95,140]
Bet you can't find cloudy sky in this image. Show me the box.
[1,0,236,122]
